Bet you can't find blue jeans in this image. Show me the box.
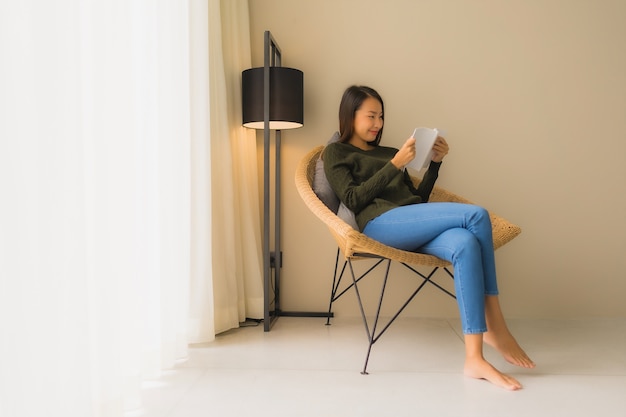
[362,203,498,334]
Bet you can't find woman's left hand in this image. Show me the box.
[431,136,449,163]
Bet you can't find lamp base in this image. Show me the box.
[264,310,334,331]
[277,310,334,318]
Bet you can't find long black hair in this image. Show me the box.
[338,85,384,146]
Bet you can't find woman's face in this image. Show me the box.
[351,96,383,145]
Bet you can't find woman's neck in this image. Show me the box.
[348,136,375,151]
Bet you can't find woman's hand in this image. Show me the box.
[431,136,449,163]
[391,137,416,169]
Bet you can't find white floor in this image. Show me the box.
[130,316,626,417]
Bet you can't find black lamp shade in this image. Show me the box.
[242,67,304,130]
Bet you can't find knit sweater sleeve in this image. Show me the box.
[404,160,442,201]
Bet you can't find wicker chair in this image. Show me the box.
[294,145,521,374]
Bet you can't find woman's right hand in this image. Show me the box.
[391,137,416,169]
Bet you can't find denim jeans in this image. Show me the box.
[362,203,498,334]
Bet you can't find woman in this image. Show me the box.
[323,85,535,390]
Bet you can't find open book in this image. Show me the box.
[405,127,439,171]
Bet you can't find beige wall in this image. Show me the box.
[247,0,626,319]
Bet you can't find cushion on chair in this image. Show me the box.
[312,132,367,230]
[312,132,341,213]
[337,202,359,230]
[313,132,360,229]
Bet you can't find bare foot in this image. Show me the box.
[483,331,535,369]
[464,356,522,391]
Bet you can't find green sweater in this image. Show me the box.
[323,141,441,231]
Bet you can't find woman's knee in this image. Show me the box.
[418,227,482,263]
[466,204,488,218]
[437,228,480,255]
[465,205,491,228]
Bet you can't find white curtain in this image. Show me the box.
[0,0,261,415]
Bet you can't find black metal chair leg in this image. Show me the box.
[361,342,373,375]
[348,259,372,341]
[326,248,342,325]
[349,258,394,375]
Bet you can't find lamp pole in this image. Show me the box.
[262,31,281,330]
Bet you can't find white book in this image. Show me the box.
[406,127,439,171]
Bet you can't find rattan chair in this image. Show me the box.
[294,145,521,374]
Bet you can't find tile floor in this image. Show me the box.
[129,316,626,417]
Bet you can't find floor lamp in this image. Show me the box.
[242,31,306,331]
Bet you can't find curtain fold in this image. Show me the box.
[189,0,215,345]
[220,0,265,322]
[190,0,262,341]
